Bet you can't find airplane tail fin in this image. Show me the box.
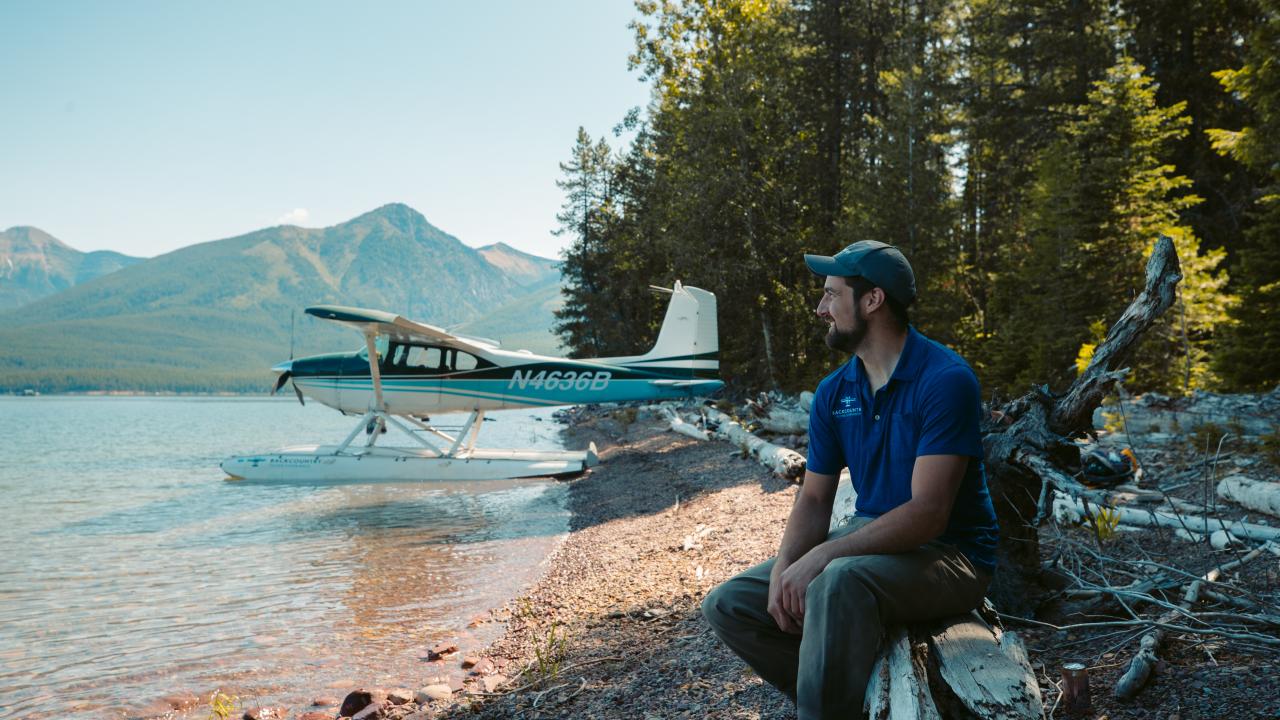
[604,281,719,377]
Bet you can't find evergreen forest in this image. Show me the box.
[552,0,1280,399]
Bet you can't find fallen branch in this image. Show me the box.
[1115,543,1276,698]
[704,407,806,480]
[997,613,1280,646]
[1051,494,1280,543]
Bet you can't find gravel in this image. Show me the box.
[436,410,800,719]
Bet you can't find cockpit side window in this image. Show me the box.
[406,346,443,372]
[390,343,408,367]
[378,344,492,375]
[453,350,480,372]
[358,336,391,362]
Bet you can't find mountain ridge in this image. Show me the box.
[0,226,142,309]
[0,204,565,392]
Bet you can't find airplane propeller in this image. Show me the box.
[272,368,291,394]
[271,360,303,405]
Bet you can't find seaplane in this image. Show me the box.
[221,282,721,483]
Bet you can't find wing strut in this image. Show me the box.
[363,331,386,411]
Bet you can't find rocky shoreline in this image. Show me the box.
[289,405,800,720]
[428,406,801,719]
[204,396,1277,720]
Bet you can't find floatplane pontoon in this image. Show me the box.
[221,282,722,483]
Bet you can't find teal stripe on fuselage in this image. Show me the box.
[296,376,722,406]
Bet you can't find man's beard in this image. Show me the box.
[825,311,866,353]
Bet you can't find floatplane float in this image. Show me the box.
[221,282,722,483]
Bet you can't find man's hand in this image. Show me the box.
[767,562,804,634]
[777,546,831,623]
[765,470,839,634]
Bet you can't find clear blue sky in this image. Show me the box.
[0,1,649,260]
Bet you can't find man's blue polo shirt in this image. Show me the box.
[807,327,999,573]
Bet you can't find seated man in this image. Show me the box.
[702,240,999,719]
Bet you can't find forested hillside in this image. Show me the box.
[553,0,1278,397]
[0,204,564,392]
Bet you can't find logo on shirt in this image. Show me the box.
[833,395,862,418]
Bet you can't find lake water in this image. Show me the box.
[0,397,572,719]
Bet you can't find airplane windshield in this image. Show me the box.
[355,336,390,361]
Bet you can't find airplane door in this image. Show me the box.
[386,344,442,413]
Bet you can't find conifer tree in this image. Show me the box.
[989,59,1230,394]
[553,128,620,356]
[953,0,1114,378]
[857,0,962,345]
[1208,5,1280,390]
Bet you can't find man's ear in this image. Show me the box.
[862,286,887,314]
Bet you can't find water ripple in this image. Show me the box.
[0,398,569,719]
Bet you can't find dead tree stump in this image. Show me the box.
[982,236,1182,612]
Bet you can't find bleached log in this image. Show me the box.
[1097,387,1280,437]
[704,407,806,481]
[658,406,711,441]
[830,469,859,530]
[1052,493,1280,542]
[930,621,1045,719]
[1217,475,1280,519]
[1210,529,1244,551]
[756,408,808,434]
[864,628,941,720]
[746,392,810,434]
[799,391,814,413]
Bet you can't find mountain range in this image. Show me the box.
[0,204,566,392]
[0,226,142,308]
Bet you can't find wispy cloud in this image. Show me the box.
[275,208,311,225]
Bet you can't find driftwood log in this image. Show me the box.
[983,235,1182,613]
[703,406,807,480]
[1108,387,1280,437]
[1217,475,1280,519]
[1051,492,1280,543]
[746,391,813,434]
[864,606,1045,719]
[658,405,712,441]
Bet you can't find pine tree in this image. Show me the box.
[1121,0,1260,257]
[989,58,1230,394]
[953,0,1115,381]
[857,0,963,345]
[1208,4,1280,390]
[553,128,621,356]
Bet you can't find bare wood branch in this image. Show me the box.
[1050,236,1182,434]
[1115,543,1276,698]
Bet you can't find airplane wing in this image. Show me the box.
[305,305,488,350]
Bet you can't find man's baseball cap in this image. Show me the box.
[804,240,917,306]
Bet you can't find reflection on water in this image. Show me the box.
[0,398,569,719]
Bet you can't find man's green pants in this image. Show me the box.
[700,518,991,719]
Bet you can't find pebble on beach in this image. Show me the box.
[339,688,387,718]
